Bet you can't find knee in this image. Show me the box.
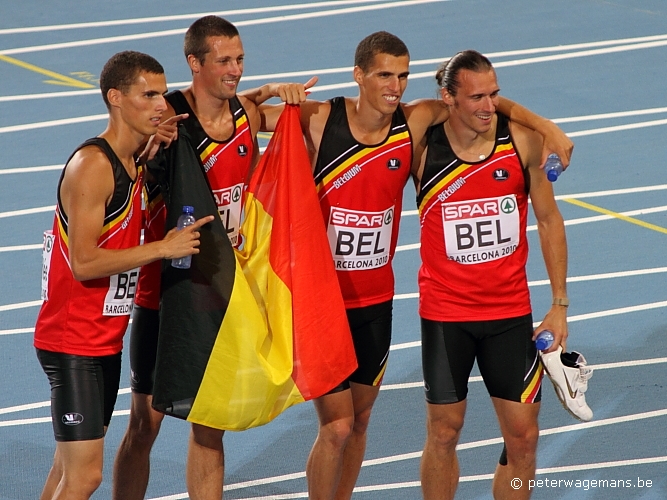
[319,417,354,450]
[351,407,373,436]
[504,425,539,461]
[62,468,103,496]
[191,424,224,450]
[426,414,464,451]
[131,414,162,441]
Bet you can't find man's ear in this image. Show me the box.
[441,88,455,106]
[107,88,122,109]
[353,65,364,86]
[187,54,201,74]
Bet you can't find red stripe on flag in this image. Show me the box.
[247,105,357,399]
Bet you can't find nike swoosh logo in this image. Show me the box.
[564,371,578,399]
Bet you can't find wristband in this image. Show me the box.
[552,297,569,307]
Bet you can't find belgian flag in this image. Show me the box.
[150,105,357,430]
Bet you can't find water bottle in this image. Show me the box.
[544,153,564,182]
[172,206,196,269]
[535,330,554,351]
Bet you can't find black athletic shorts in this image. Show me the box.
[36,348,122,442]
[328,299,393,393]
[421,313,543,404]
[128,305,160,395]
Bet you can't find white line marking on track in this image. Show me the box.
[0,205,54,218]
[0,0,447,56]
[0,0,393,34]
[397,204,667,251]
[0,244,42,253]
[0,300,42,312]
[143,408,667,499]
[2,359,663,417]
[380,358,667,390]
[0,387,130,416]
[0,164,63,174]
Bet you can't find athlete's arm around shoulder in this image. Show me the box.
[511,122,569,352]
[497,98,574,168]
[61,146,212,282]
[400,96,530,147]
[402,99,450,150]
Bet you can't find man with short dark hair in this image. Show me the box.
[111,17,312,500]
[34,50,211,500]
[414,49,568,500]
[253,32,572,500]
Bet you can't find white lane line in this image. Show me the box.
[0,114,107,134]
[0,244,42,253]
[0,205,54,218]
[0,387,131,416]
[380,357,667,390]
[0,300,42,312]
[400,183,667,218]
[144,408,667,499]
[0,0,392,34]
[0,164,63,175]
[4,268,667,320]
[2,356,663,417]
[0,0,447,56]
[397,205,667,252]
[3,32,667,102]
[567,118,667,137]
[0,408,130,428]
[0,327,34,335]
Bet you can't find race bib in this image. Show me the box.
[442,195,519,264]
[41,230,55,300]
[212,183,243,246]
[103,268,139,316]
[327,206,393,271]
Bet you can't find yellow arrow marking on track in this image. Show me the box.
[563,198,667,235]
[0,54,95,89]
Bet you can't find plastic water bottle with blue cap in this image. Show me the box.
[535,330,554,351]
[544,153,564,182]
[172,206,196,269]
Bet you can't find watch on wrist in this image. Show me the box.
[552,297,569,307]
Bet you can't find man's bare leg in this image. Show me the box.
[112,393,164,500]
[333,382,381,500]
[491,397,540,500]
[187,424,225,500]
[420,400,466,500]
[48,438,105,500]
[40,446,63,500]
[307,389,355,500]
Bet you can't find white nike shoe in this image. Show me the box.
[540,346,593,422]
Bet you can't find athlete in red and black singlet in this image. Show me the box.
[34,138,144,356]
[315,97,412,309]
[134,91,254,310]
[130,92,255,394]
[417,112,531,322]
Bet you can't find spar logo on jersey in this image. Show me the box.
[62,413,84,426]
[237,144,248,157]
[493,168,509,181]
[387,158,401,170]
[327,207,394,270]
[441,195,519,264]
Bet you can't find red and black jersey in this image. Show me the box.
[133,91,254,310]
[417,113,531,321]
[34,138,144,356]
[315,97,412,309]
